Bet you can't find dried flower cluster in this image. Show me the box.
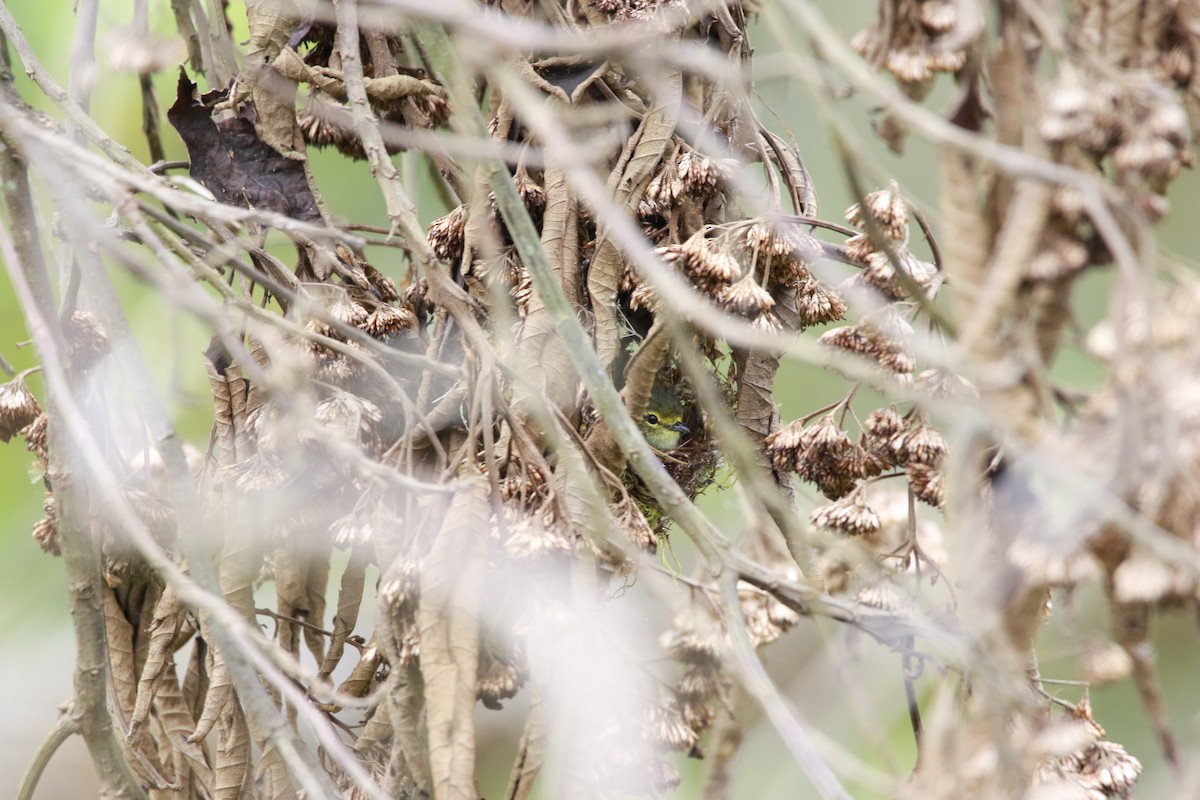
[0,375,41,442]
[818,312,917,379]
[841,183,938,301]
[768,413,883,500]
[852,1,966,84]
[851,0,968,150]
[1033,705,1142,800]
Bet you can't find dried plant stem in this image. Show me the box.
[334,0,416,236]
[718,572,851,800]
[429,29,955,655]
[771,0,1146,281]
[0,149,370,800]
[0,2,141,171]
[66,0,98,116]
[15,710,79,800]
[701,691,746,800]
[0,138,147,800]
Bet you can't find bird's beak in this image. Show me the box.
[667,421,690,435]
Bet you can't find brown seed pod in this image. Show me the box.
[907,462,945,507]
[22,412,48,465]
[791,276,848,327]
[819,321,916,377]
[810,491,882,536]
[717,276,775,316]
[64,311,110,371]
[0,376,41,442]
[428,205,468,266]
[32,492,59,556]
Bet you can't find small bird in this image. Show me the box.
[638,385,691,451]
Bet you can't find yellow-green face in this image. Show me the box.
[639,400,690,451]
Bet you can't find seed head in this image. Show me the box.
[914,369,978,401]
[503,510,574,559]
[786,415,865,498]
[427,205,468,265]
[478,659,523,708]
[363,304,417,340]
[849,250,937,301]
[65,311,110,371]
[739,581,800,645]
[677,665,722,700]
[864,406,906,442]
[718,277,775,316]
[887,419,947,465]
[22,412,48,465]
[0,377,41,443]
[855,580,909,612]
[792,276,847,327]
[742,220,820,262]
[1111,550,1187,604]
[32,492,59,556]
[907,462,945,507]
[1008,534,1101,587]
[657,234,743,292]
[650,701,698,751]
[919,0,958,33]
[1072,740,1142,795]
[662,623,723,665]
[843,232,878,264]
[885,48,934,83]
[513,170,547,218]
[810,492,882,536]
[819,321,916,377]
[1026,231,1090,282]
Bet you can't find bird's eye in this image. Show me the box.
[646,413,659,425]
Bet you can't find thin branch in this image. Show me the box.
[718,572,853,800]
[16,710,79,800]
[0,142,148,800]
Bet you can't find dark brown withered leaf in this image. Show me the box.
[167,70,322,224]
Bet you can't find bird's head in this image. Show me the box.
[639,385,691,451]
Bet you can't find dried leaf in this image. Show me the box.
[189,635,232,744]
[154,662,216,796]
[103,590,139,717]
[106,588,177,789]
[589,67,682,372]
[504,686,548,800]
[206,341,250,467]
[355,700,393,755]
[215,700,255,800]
[239,0,305,156]
[385,662,432,793]
[167,70,323,223]
[516,164,580,416]
[317,546,368,681]
[274,539,331,666]
[418,479,489,800]
[336,642,382,700]
[130,586,185,736]
[193,510,264,742]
